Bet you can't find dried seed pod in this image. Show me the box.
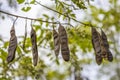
[7,26,17,63]
[91,27,102,65]
[30,27,38,66]
[58,24,70,61]
[101,29,113,62]
[53,29,60,57]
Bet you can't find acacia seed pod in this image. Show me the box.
[91,27,102,65]
[101,29,113,62]
[7,26,17,63]
[58,24,70,61]
[30,27,38,66]
[53,29,60,57]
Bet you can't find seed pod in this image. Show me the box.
[58,24,70,61]
[53,29,60,57]
[91,27,102,65]
[30,27,38,66]
[7,26,17,63]
[101,29,113,62]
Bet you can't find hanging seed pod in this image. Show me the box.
[53,28,60,57]
[58,24,70,61]
[91,27,102,65]
[30,27,38,66]
[7,26,17,63]
[101,29,113,62]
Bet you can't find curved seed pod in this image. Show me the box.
[30,27,38,66]
[7,26,17,63]
[58,24,70,61]
[101,29,113,62]
[91,27,102,65]
[53,29,60,57]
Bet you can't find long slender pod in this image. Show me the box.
[58,24,70,61]
[30,22,38,66]
[91,27,102,65]
[101,29,113,62]
[7,18,18,63]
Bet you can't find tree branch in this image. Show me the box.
[0,10,56,23]
[0,10,73,26]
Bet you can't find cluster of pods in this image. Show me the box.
[6,20,113,66]
[7,21,38,66]
[6,21,70,66]
[53,24,70,61]
[91,27,113,65]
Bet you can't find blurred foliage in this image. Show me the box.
[0,0,120,80]
[88,0,120,80]
[0,0,17,9]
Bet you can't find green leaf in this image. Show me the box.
[55,59,59,65]
[17,0,25,4]
[70,13,76,18]
[3,41,9,48]
[0,48,7,60]
[17,46,22,55]
[21,7,31,12]
[43,14,49,19]
[37,18,43,25]
[46,22,49,27]
[30,0,35,4]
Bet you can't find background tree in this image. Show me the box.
[0,0,120,80]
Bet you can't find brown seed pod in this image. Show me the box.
[53,29,60,57]
[30,27,38,66]
[91,27,102,65]
[101,29,113,62]
[7,26,17,63]
[58,24,70,61]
